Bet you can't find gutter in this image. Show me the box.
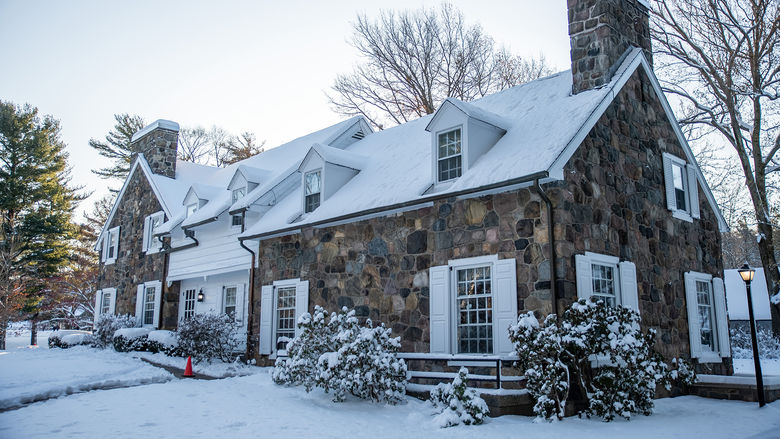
[237,210,257,360]
[239,170,550,242]
[164,229,199,254]
[534,179,558,318]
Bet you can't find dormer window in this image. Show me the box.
[186,203,197,218]
[437,128,462,182]
[304,170,321,213]
[232,187,245,204]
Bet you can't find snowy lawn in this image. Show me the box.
[734,358,780,376]
[0,332,173,410]
[1,369,779,439]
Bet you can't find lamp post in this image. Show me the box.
[738,263,765,407]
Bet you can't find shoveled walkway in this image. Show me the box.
[140,358,219,380]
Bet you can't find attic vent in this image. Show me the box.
[351,130,365,140]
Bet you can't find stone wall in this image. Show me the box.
[130,127,178,179]
[568,0,652,93]
[249,67,728,376]
[97,165,179,329]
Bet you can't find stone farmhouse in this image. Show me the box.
[95,0,734,397]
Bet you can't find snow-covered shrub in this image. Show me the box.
[273,306,334,390]
[730,326,780,360]
[93,314,138,348]
[112,327,154,352]
[176,313,240,362]
[273,306,407,404]
[48,331,94,349]
[509,299,697,422]
[429,367,489,427]
[317,317,406,404]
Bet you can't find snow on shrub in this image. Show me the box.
[730,326,780,360]
[176,313,240,363]
[429,367,489,427]
[148,330,178,348]
[274,306,407,404]
[48,331,94,349]
[93,314,138,348]
[509,299,696,422]
[112,327,155,352]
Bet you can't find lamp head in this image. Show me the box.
[738,263,755,283]
[197,289,205,302]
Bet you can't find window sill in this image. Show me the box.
[671,209,693,223]
[696,352,723,364]
[104,259,117,265]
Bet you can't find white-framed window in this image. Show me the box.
[663,153,700,221]
[94,288,117,321]
[684,272,729,362]
[182,289,196,321]
[102,226,120,264]
[142,211,164,253]
[231,214,244,228]
[223,285,238,318]
[232,187,245,204]
[575,252,639,312]
[135,281,162,328]
[304,170,321,213]
[437,127,462,182]
[186,203,198,218]
[259,279,309,356]
[429,255,517,356]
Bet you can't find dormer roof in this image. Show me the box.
[298,143,368,172]
[425,97,509,132]
[231,165,272,186]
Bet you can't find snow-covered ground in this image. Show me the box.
[0,370,777,439]
[0,332,172,410]
[733,358,780,376]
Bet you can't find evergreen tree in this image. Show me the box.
[89,113,146,181]
[0,101,81,349]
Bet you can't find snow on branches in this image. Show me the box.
[273,306,407,404]
[509,299,696,422]
[429,367,489,428]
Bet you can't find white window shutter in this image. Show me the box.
[235,284,246,324]
[142,216,150,252]
[153,283,162,329]
[493,259,518,356]
[619,261,639,313]
[108,289,117,315]
[259,285,274,355]
[684,272,703,358]
[135,285,145,326]
[429,265,451,353]
[687,165,700,219]
[219,286,225,314]
[712,277,730,357]
[663,155,676,211]
[100,237,106,262]
[575,254,593,300]
[294,281,309,338]
[94,290,103,322]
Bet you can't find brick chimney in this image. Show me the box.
[568,0,652,94]
[131,119,180,178]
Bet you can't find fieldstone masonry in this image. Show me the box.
[568,0,652,93]
[130,126,178,179]
[250,67,729,376]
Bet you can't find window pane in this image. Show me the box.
[232,187,245,204]
[305,193,320,213]
[183,289,196,320]
[591,263,617,307]
[305,171,321,196]
[144,287,156,325]
[275,287,297,353]
[456,265,493,354]
[696,280,717,352]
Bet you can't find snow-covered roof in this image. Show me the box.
[186,183,224,203]
[725,268,773,321]
[300,144,368,171]
[181,190,231,228]
[425,97,509,132]
[130,119,179,143]
[235,165,272,184]
[236,48,727,240]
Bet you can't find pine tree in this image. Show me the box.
[0,101,81,349]
[89,113,146,181]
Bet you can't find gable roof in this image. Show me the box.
[94,154,191,250]
[238,48,727,241]
[299,143,368,172]
[425,97,509,132]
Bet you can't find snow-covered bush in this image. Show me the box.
[176,313,240,362]
[93,314,138,348]
[730,326,780,360]
[429,367,489,427]
[48,331,94,349]
[274,306,407,404]
[112,327,155,352]
[509,299,696,422]
[273,306,334,390]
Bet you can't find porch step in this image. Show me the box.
[691,374,780,403]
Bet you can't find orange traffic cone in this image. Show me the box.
[183,356,194,378]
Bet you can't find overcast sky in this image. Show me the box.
[0,0,571,219]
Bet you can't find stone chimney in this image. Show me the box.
[568,0,652,94]
[131,119,180,178]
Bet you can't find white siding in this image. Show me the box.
[168,218,256,280]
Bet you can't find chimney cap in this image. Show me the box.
[131,119,180,143]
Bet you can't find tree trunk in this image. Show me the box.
[0,318,6,350]
[755,222,780,336]
[30,315,38,346]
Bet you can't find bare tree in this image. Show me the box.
[223,132,265,165]
[328,3,554,129]
[177,127,211,164]
[651,0,780,332]
[177,126,247,167]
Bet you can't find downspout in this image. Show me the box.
[159,236,170,330]
[534,179,558,318]
[238,210,256,360]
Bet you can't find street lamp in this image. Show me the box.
[738,263,765,407]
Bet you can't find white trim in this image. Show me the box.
[584,251,619,266]
[447,254,498,268]
[684,271,727,362]
[142,211,165,253]
[434,125,465,184]
[103,226,120,265]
